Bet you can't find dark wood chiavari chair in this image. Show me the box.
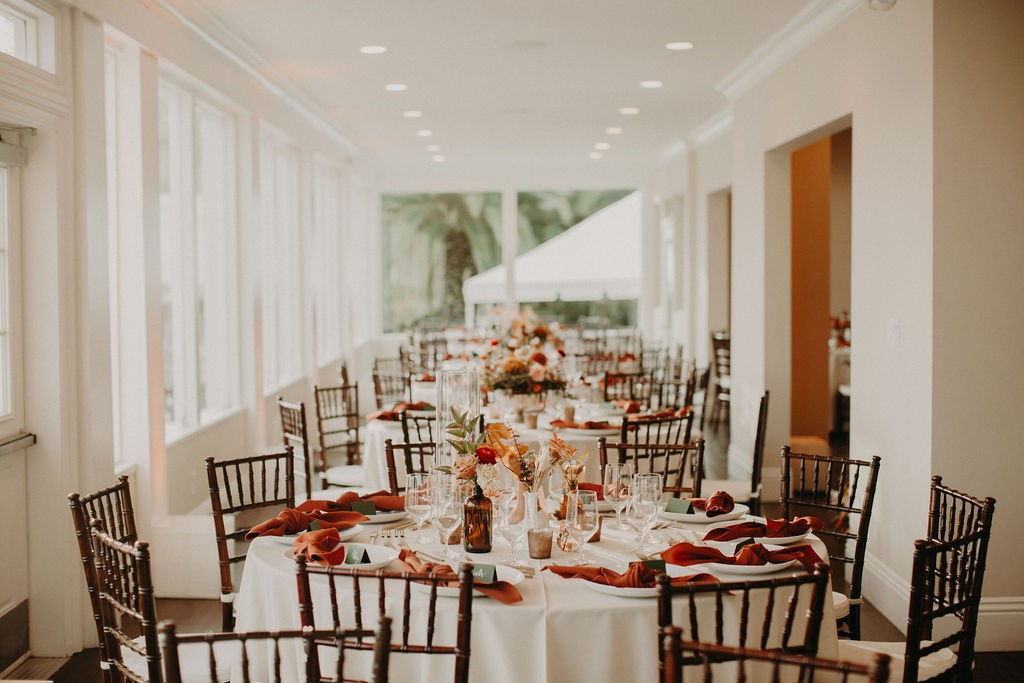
[838,476,996,683]
[703,331,731,430]
[315,384,364,489]
[68,476,138,683]
[598,438,704,499]
[655,563,831,678]
[619,409,694,447]
[603,370,655,405]
[400,409,436,444]
[158,618,392,683]
[295,556,473,683]
[700,391,769,515]
[206,451,295,630]
[91,521,233,682]
[278,398,316,500]
[372,359,411,410]
[661,630,891,683]
[781,447,881,640]
[384,439,435,495]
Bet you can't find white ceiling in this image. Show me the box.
[188,0,815,176]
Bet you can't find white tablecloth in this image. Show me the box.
[234,520,837,683]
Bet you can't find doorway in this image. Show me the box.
[707,188,732,338]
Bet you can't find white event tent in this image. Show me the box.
[462,190,641,311]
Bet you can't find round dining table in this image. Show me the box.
[233,512,838,683]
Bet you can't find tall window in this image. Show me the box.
[312,159,344,365]
[158,78,240,436]
[0,0,55,72]
[259,125,303,390]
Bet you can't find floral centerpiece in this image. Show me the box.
[439,408,498,553]
[482,347,566,396]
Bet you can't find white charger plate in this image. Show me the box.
[261,524,364,545]
[282,542,400,569]
[708,559,797,575]
[702,519,811,545]
[658,503,749,524]
[410,564,525,598]
[359,510,409,525]
[573,564,699,599]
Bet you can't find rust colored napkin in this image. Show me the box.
[245,506,369,540]
[576,482,606,501]
[397,549,523,604]
[334,490,406,512]
[662,542,823,572]
[548,419,612,430]
[365,401,435,422]
[611,399,641,414]
[544,564,716,588]
[418,374,436,382]
[290,528,350,566]
[702,517,824,542]
[690,491,735,517]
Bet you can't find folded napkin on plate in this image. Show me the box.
[549,419,612,430]
[662,542,823,572]
[244,506,369,540]
[333,490,406,512]
[397,549,522,604]
[576,482,606,501]
[690,491,735,517]
[418,374,436,382]
[611,399,641,414]
[544,564,716,588]
[365,401,435,422]
[290,528,350,566]
[702,517,824,542]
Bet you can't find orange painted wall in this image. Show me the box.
[790,138,831,437]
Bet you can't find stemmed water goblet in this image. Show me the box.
[404,472,432,544]
[564,489,600,566]
[432,473,463,563]
[603,461,633,530]
[632,473,664,554]
[497,488,531,569]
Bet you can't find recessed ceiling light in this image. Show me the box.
[619,107,640,115]
[416,129,433,138]
[426,144,441,152]
[605,127,623,135]
[639,80,663,89]
[432,154,446,163]
[665,41,694,51]
[589,152,603,160]
[360,45,387,54]
[594,142,610,150]
[403,110,423,118]
[384,83,407,92]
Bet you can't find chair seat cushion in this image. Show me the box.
[832,590,850,619]
[123,637,235,682]
[837,639,957,681]
[698,478,753,503]
[324,464,364,487]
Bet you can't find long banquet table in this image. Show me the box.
[234,514,838,683]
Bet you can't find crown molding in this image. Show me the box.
[714,0,860,102]
[688,107,734,149]
[151,0,358,155]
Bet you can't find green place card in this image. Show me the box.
[350,501,378,516]
[664,497,694,514]
[735,537,756,552]
[641,559,667,572]
[462,562,497,584]
[344,544,370,564]
[307,519,322,532]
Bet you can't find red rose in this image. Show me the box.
[532,383,542,393]
[475,446,498,464]
[530,352,548,366]
[557,349,566,357]
[490,339,500,346]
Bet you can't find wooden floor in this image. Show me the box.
[12,417,1022,682]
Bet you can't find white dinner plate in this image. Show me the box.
[707,559,797,575]
[658,503,749,524]
[405,409,436,418]
[359,510,409,525]
[702,519,811,546]
[560,427,621,437]
[572,564,697,599]
[410,564,525,598]
[261,524,364,544]
[282,542,400,570]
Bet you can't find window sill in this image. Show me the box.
[165,407,245,447]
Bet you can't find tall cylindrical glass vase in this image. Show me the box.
[435,367,481,468]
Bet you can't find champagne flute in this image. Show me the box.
[565,490,600,566]
[603,461,633,530]
[404,472,432,544]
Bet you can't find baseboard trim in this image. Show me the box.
[977,597,1024,651]
[862,551,911,635]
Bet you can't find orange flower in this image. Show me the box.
[452,455,478,481]
[532,383,542,393]
[529,362,547,382]
[502,357,528,374]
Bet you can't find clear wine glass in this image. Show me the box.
[404,472,432,544]
[432,474,463,563]
[497,489,531,569]
[565,489,600,566]
[603,461,633,530]
[633,473,664,554]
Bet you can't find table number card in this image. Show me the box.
[350,501,378,516]
[462,562,497,584]
[307,520,322,532]
[344,544,370,564]
[639,558,667,572]
[664,497,694,514]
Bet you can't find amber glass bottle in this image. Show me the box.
[463,484,492,553]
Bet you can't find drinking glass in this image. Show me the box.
[603,461,633,530]
[564,490,600,566]
[497,489,530,569]
[432,474,463,562]
[632,473,664,554]
[404,472,432,544]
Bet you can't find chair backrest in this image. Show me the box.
[158,618,391,683]
[599,438,704,499]
[747,391,770,514]
[384,439,435,495]
[417,336,448,373]
[315,384,362,468]
[295,556,474,683]
[68,476,139,683]
[400,409,436,443]
[206,451,295,630]
[573,352,617,377]
[278,398,315,500]
[903,476,996,683]
[372,363,410,410]
[660,630,891,683]
[603,370,655,404]
[710,331,731,381]
[91,521,161,683]
[641,346,669,381]
[655,563,830,677]
[780,447,880,625]
[620,409,694,447]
